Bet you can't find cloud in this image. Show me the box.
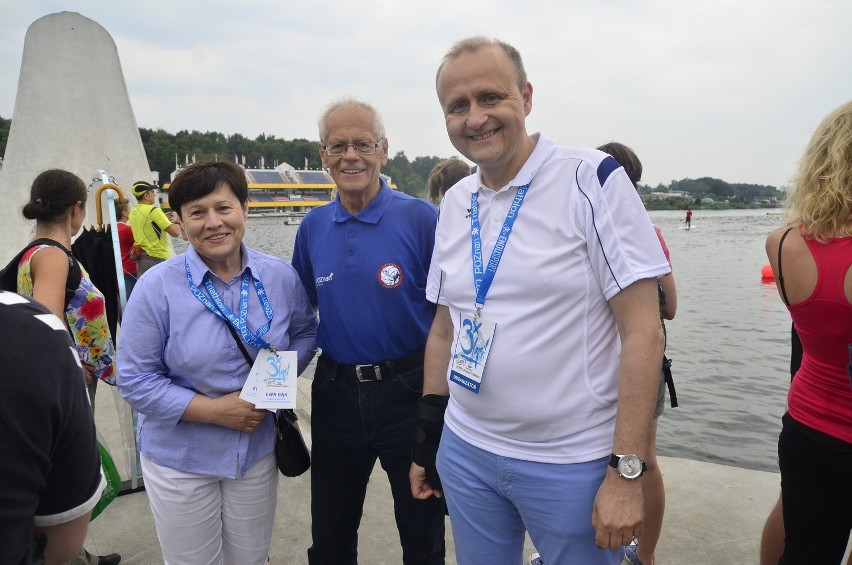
[1,0,851,187]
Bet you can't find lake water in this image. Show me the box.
[181,208,791,474]
[648,209,790,473]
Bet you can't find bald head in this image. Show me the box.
[436,36,527,92]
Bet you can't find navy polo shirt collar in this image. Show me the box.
[331,179,393,224]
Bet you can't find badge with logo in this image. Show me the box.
[240,349,298,410]
[377,262,403,289]
[449,312,496,394]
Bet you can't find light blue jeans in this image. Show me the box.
[437,427,621,565]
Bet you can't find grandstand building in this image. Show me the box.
[162,162,395,221]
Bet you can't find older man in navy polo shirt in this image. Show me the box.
[291,98,445,565]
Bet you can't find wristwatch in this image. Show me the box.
[609,453,647,479]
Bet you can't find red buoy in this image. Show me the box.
[761,263,774,280]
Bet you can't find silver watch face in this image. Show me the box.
[617,454,643,479]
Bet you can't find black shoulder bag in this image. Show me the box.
[223,322,311,477]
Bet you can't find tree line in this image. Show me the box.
[0,116,785,206]
[141,128,450,198]
[639,177,785,210]
[0,116,442,198]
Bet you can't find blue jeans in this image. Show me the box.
[308,353,446,565]
[437,427,621,565]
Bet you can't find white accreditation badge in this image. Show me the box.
[449,312,496,394]
[239,349,298,410]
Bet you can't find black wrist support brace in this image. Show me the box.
[412,394,449,489]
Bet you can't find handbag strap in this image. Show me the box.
[224,320,254,367]
[141,205,163,241]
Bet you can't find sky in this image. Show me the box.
[1,0,850,188]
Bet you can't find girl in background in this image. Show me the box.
[599,142,677,565]
[427,157,470,206]
[17,168,119,565]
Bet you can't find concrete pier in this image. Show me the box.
[86,364,804,565]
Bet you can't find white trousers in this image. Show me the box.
[141,453,278,565]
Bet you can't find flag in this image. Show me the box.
[242,155,246,166]
[304,157,308,169]
[192,154,196,164]
[234,154,238,164]
[185,154,189,165]
[260,155,265,168]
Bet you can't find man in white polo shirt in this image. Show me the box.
[409,37,670,565]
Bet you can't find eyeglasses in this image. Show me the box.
[321,138,385,156]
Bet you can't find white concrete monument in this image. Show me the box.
[0,11,153,263]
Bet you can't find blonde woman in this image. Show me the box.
[764,100,852,564]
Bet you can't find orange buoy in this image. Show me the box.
[761,263,774,280]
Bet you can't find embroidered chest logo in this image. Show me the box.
[315,272,334,286]
[377,263,403,289]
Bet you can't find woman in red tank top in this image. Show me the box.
[762,100,852,564]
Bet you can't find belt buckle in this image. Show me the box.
[355,364,382,382]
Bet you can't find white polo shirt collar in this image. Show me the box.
[467,133,555,194]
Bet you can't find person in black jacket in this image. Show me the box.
[0,291,103,565]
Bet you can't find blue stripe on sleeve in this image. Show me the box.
[597,155,621,187]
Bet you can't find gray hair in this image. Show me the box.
[318,97,386,142]
[436,36,527,91]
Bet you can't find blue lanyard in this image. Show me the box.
[470,182,531,315]
[185,257,274,350]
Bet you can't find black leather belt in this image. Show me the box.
[319,349,424,382]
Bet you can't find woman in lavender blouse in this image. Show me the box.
[118,161,318,565]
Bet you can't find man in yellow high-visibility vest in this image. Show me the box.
[128,181,181,275]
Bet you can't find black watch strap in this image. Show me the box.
[608,453,619,469]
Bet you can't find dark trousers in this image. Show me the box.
[123,273,137,298]
[778,412,852,564]
[136,255,164,276]
[308,353,446,565]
